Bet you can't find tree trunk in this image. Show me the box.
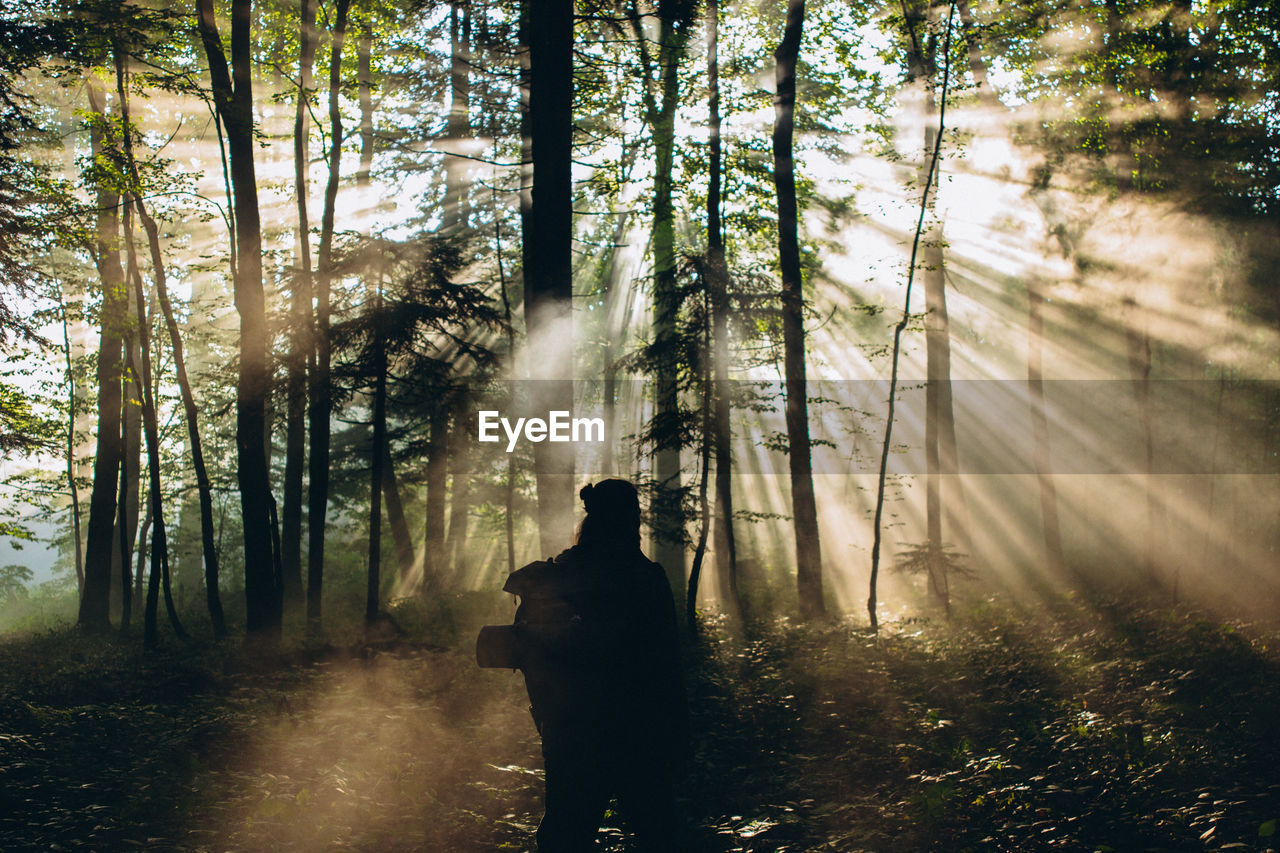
[447,402,472,584]
[78,75,126,633]
[686,288,714,632]
[306,0,353,636]
[116,53,189,647]
[443,0,471,232]
[127,232,187,647]
[521,0,575,559]
[367,295,386,624]
[116,64,226,638]
[59,296,84,596]
[869,1,956,631]
[1027,277,1066,580]
[423,404,449,588]
[494,191,517,576]
[773,0,825,620]
[380,446,416,578]
[134,497,151,615]
[706,0,739,619]
[357,16,374,186]
[115,301,141,625]
[283,0,317,616]
[627,6,690,604]
[1123,296,1158,588]
[197,0,281,644]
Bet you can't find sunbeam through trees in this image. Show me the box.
[0,0,1277,849]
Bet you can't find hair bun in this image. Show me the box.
[579,483,595,509]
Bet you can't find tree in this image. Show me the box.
[773,0,825,620]
[282,0,318,616]
[306,0,354,636]
[77,71,127,633]
[869,0,956,631]
[704,0,739,623]
[521,0,575,559]
[626,0,697,608]
[196,0,281,642]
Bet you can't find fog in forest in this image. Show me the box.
[1,0,1278,848]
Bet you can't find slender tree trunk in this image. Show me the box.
[367,294,386,624]
[78,76,126,633]
[494,185,517,576]
[127,233,187,646]
[869,2,956,631]
[117,70,226,639]
[447,402,472,583]
[773,0,825,620]
[706,0,739,619]
[686,288,714,632]
[423,404,449,589]
[1028,277,1066,580]
[118,55,191,647]
[521,0,575,559]
[115,305,141,624]
[283,0,317,615]
[1123,296,1158,588]
[59,295,84,595]
[627,7,690,603]
[357,16,374,186]
[115,401,132,631]
[1193,368,1226,603]
[197,0,281,643]
[134,497,151,615]
[380,446,415,577]
[443,1,471,232]
[306,0,353,635]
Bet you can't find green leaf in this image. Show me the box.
[1260,819,1276,838]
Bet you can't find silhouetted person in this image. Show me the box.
[503,479,689,852]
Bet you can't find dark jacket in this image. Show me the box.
[505,546,689,766]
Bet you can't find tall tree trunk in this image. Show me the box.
[686,288,714,632]
[117,59,226,637]
[306,0,353,635]
[197,0,281,643]
[443,0,471,233]
[494,187,517,576]
[59,295,84,595]
[628,5,691,604]
[447,402,472,583]
[78,76,126,633]
[134,497,151,615]
[773,0,825,620]
[283,0,316,616]
[423,404,449,588]
[1027,277,1066,579]
[127,228,187,646]
[367,294,386,624]
[380,446,415,578]
[521,0,575,559]
[117,53,189,646]
[869,1,956,631]
[115,301,141,625]
[706,0,739,619]
[357,16,374,186]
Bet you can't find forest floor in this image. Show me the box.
[0,595,1277,852]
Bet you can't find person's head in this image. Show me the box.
[576,479,642,553]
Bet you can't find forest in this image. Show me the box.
[0,0,1278,849]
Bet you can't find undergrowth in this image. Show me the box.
[0,597,1276,851]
